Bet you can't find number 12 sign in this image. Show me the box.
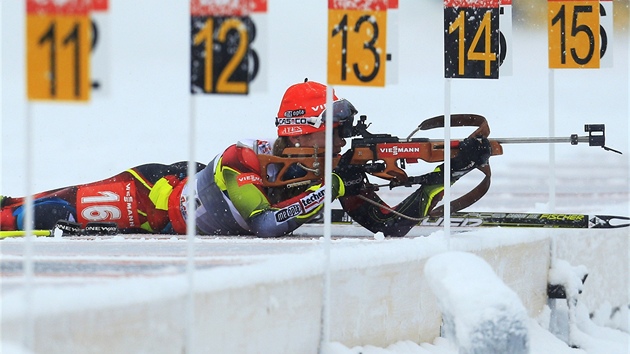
[190,0,266,94]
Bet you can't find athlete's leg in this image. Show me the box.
[1,187,80,231]
[1,170,137,231]
[1,162,206,232]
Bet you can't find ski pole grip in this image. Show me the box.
[584,124,605,147]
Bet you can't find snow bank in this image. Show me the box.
[424,251,529,354]
[1,232,551,353]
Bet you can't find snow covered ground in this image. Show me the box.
[1,1,629,353]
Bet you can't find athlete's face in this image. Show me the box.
[292,128,346,155]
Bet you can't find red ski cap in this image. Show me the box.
[276,80,347,137]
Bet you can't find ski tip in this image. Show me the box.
[589,215,630,228]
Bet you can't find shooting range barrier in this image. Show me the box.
[2,226,627,353]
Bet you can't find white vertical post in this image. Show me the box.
[548,70,557,269]
[548,69,556,212]
[185,95,197,354]
[444,79,452,248]
[319,86,334,353]
[185,3,196,351]
[22,102,35,351]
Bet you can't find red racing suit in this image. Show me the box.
[1,162,202,233]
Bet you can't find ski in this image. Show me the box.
[0,220,119,239]
[321,209,630,229]
[2,211,627,240]
[419,212,630,229]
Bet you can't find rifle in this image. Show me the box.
[257,114,620,213]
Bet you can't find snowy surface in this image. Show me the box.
[424,252,529,353]
[1,0,629,353]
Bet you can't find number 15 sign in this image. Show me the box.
[548,0,612,69]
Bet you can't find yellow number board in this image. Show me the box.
[27,1,91,101]
[548,0,600,68]
[327,3,387,87]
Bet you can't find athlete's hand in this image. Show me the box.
[332,150,365,197]
[452,136,491,173]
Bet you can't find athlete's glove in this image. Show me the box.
[332,151,365,197]
[451,136,491,176]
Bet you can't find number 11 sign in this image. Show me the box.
[26,0,91,101]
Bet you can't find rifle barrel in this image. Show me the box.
[492,136,587,144]
[426,135,589,145]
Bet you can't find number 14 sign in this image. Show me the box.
[444,0,501,79]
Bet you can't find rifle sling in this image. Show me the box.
[429,164,491,217]
[418,114,490,138]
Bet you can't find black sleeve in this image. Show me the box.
[339,183,445,237]
[132,162,207,184]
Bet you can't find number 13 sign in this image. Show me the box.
[327,0,390,87]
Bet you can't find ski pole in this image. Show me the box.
[0,230,53,239]
[0,221,118,239]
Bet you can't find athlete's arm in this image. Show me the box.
[220,145,341,237]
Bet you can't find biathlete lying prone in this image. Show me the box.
[1,80,490,237]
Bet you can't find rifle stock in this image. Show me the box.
[257,147,340,188]
[348,139,503,182]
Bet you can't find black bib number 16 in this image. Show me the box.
[191,16,259,94]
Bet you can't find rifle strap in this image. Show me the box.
[342,114,494,220]
[415,114,492,216]
[353,164,491,223]
[417,114,490,137]
[429,164,491,217]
